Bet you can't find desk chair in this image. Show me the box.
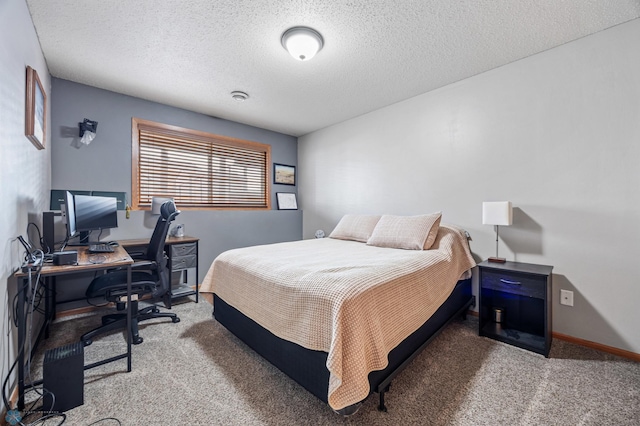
[81,201,181,346]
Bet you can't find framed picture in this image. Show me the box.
[276,192,298,210]
[274,163,296,185]
[25,66,46,150]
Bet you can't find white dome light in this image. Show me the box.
[281,27,324,61]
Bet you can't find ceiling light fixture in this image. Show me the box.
[231,91,249,101]
[281,26,324,61]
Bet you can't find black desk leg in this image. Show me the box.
[44,277,55,339]
[126,265,132,372]
[16,275,25,411]
[195,240,199,303]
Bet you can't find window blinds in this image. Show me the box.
[132,118,270,209]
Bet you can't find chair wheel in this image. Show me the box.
[133,336,144,345]
[152,307,160,313]
[82,339,92,347]
[172,317,180,323]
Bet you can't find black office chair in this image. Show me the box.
[81,200,181,346]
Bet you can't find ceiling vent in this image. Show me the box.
[231,91,249,101]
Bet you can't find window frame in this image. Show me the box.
[131,117,271,211]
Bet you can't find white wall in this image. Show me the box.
[0,0,51,406]
[299,20,640,354]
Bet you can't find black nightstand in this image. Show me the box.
[478,260,553,357]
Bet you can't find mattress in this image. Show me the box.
[200,224,476,410]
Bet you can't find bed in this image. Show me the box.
[200,215,476,414]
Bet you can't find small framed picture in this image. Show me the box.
[25,66,47,150]
[276,192,298,210]
[274,163,296,185]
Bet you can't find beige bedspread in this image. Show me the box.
[200,224,475,410]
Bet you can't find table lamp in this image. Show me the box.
[482,201,512,263]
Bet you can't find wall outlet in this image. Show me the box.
[560,289,574,306]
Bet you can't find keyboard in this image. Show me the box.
[88,243,115,253]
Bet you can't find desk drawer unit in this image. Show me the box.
[171,253,197,271]
[167,240,199,301]
[171,242,197,258]
[170,242,197,271]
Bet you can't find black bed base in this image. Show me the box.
[213,277,474,413]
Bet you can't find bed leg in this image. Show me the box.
[378,384,390,412]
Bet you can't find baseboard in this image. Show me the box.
[3,386,19,423]
[552,332,640,362]
[56,299,157,319]
[57,284,201,318]
[56,304,108,318]
[467,309,639,362]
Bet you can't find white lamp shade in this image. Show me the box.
[482,201,513,226]
[281,27,323,61]
[151,197,173,215]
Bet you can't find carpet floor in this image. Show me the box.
[26,297,640,425]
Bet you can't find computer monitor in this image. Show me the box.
[64,191,118,244]
[64,191,77,240]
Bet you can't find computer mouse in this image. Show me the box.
[108,241,119,246]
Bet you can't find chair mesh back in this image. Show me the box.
[146,201,180,297]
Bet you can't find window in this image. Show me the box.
[132,118,271,210]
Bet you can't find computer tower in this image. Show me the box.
[43,342,84,412]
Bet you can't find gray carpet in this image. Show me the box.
[27,298,640,425]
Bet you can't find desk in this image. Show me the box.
[13,246,133,410]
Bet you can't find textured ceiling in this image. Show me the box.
[26,0,640,137]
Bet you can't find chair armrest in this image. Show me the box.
[127,251,147,259]
[131,260,157,270]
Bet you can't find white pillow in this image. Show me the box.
[329,214,381,243]
[366,212,442,250]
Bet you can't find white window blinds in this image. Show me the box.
[132,118,270,210]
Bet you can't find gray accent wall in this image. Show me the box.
[50,78,301,306]
[299,20,640,354]
[1,0,52,403]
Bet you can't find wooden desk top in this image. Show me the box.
[15,236,198,278]
[15,245,133,278]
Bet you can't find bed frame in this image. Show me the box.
[213,277,474,413]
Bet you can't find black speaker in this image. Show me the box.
[42,211,56,253]
[43,342,84,412]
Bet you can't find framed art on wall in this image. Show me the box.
[276,192,298,210]
[274,163,296,185]
[25,66,46,150]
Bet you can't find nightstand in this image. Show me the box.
[478,260,553,357]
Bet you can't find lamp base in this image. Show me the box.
[487,257,507,263]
